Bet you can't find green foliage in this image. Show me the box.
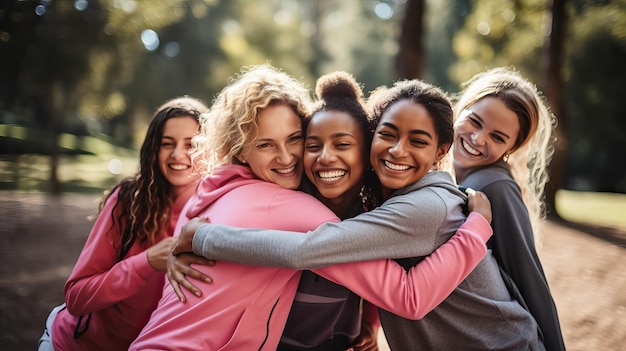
[564,0,626,192]
[1,0,625,193]
[450,0,547,84]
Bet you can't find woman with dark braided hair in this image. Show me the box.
[37,96,209,351]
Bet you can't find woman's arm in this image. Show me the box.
[311,212,492,319]
[188,190,486,268]
[63,193,163,316]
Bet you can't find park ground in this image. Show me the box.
[0,192,624,350]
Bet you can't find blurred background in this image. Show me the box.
[0,0,625,349]
[1,0,625,201]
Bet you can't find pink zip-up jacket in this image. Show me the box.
[51,182,197,351]
[131,165,491,350]
[130,165,339,351]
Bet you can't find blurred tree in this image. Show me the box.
[396,0,425,79]
[564,0,626,192]
[423,0,471,92]
[2,0,112,193]
[543,0,567,218]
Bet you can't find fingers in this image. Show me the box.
[167,261,204,299]
[184,263,214,283]
[170,278,186,303]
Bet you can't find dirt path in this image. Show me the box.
[0,193,624,350]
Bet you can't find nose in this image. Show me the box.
[170,142,190,160]
[471,130,486,145]
[317,145,337,164]
[388,140,406,158]
[276,144,295,165]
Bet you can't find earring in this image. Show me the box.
[503,153,510,163]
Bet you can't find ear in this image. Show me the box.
[434,144,451,165]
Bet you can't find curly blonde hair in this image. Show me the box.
[193,64,312,172]
[452,67,556,236]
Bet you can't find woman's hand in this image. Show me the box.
[466,188,492,224]
[170,217,209,256]
[147,237,176,272]
[167,252,215,302]
[345,321,379,351]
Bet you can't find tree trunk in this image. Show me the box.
[543,0,567,219]
[396,0,425,79]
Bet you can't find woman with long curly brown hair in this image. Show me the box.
[38,96,208,351]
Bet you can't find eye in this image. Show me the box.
[305,143,321,151]
[490,134,506,143]
[288,134,304,144]
[161,141,175,148]
[336,141,352,149]
[256,142,272,149]
[377,130,395,139]
[410,138,429,146]
[469,116,481,127]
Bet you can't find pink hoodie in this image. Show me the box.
[130,165,339,350]
[51,184,195,351]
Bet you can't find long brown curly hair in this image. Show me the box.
[98,96,208,261]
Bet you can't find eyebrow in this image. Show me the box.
[466,111,512,141]
[258,130,303,143]
[161,136,193,141]
[380,121,433,140]
[306,132,355,140]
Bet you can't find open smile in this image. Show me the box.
[317,169,347,183]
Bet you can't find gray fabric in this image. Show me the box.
[460,161,565,351]
[38,303,65,351]
[193,171,466,268]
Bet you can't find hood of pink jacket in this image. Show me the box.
[185,164,259,218]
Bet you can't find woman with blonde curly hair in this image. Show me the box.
[38,96,208,351]
[130,64,337,350]
[451,67,565,350]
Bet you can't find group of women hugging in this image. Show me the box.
[38,63,565,351]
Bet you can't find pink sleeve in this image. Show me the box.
[313,212,492,320]
[63,191,159,316]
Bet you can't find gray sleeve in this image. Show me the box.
[192,189,448,269]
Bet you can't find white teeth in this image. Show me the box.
[384,160,409,171]
[170,164,190,170]
[318,170,346,182]
[462,139,480,156]
[276,166,295,174]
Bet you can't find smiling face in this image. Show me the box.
[158,116,202,194]
[239,103,304,190]
[370,100,449,199]
[453,96,520,180]
[304,110,367,211]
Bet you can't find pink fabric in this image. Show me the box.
[130,165,339,351]
[313,212,492,319]
[51,185,194,351]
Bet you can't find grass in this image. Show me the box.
[0,154,137,193]
[556,190,626,230]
